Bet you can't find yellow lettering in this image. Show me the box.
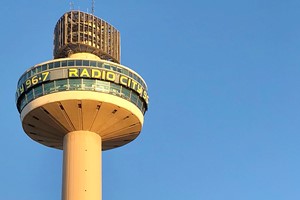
[119,76,128,86]
[137,84,143,95]
[32,76,38,85]
[145,95,149,104]
[106,71,116,82]
[42,71,49,81]
[19,85,24,94]
[127,78,131,87]
[91,69,101,78]
[143,91,149,104]
[131,80,137,90]
[25,79,31,89]
[69,69,78,77]
[102,71,106,80]
[80,68,90,77]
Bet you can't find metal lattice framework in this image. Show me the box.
[54,11,120,63]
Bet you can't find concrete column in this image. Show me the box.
[62,131,102,200]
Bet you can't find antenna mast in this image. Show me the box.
[69,1,74,10]
[92,0,95,14]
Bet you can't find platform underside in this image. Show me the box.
[21,92,143,150]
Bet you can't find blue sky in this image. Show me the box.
[1,0,300,199]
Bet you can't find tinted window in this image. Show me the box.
[121,87,130,99]
[110,83,120,94]
[48,62,54,69]
[68,60,75,66]
[83,60,89,66]
[34,85,43,98]
[54,62,61,68]
[55,79,68,91]
[36,66,42,73]
[27,89,34,102]
[41,64,47,71]
[95,80,109,92]
[44,82,55,94]
[83,79,95,90]
[61,60,67,67]
[131,92,138,104]
[69,79,82,90]
[90,61,97,67]
[75,60,82,66]
[97,62,103,68]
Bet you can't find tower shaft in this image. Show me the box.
[62,131,102,200]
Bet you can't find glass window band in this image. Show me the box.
[17,78,147,114]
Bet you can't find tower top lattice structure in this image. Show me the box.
[54,10,121,63]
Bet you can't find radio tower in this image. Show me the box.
[15,9,148,200]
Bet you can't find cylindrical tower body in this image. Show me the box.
[62,131,102,200]
[15,10,148,200]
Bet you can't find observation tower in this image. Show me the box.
[15,10,148,200]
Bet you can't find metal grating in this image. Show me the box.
[54,11,120,63]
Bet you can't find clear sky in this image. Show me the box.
[1,0,300,199]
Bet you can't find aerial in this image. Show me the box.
[1,0,300,200]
